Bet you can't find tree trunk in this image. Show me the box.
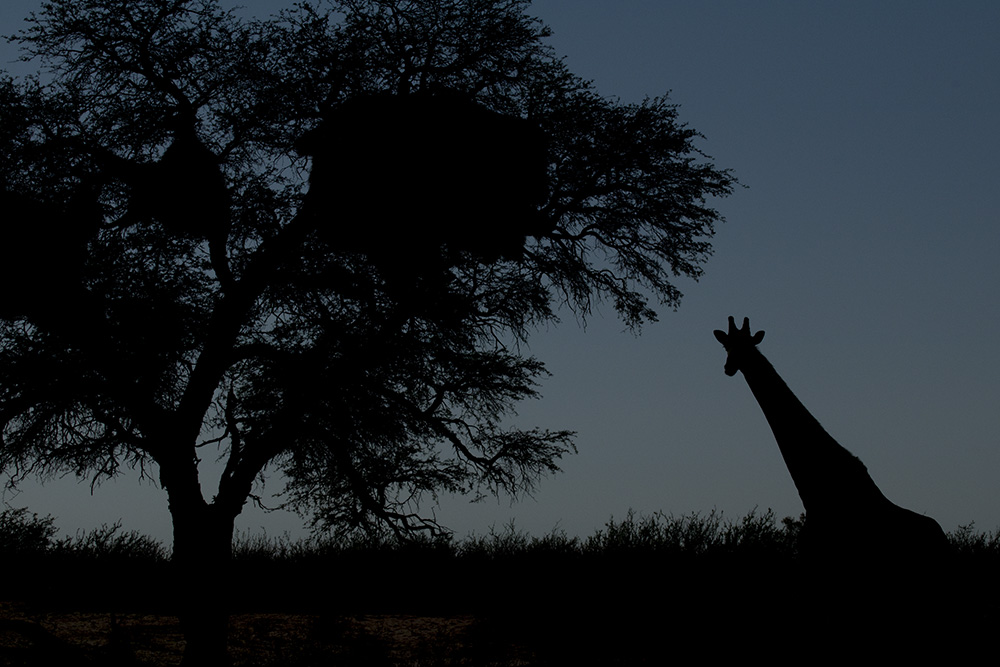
[168,489,238,666]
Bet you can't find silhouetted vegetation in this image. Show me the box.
[1,1,736,659]
[3,507,998,606]
[0,508,168,609]
[2,507,997,663]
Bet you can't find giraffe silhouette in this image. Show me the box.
[713,316,949,567]
[712,316,960,652]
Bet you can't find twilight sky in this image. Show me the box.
[2,1,998,544]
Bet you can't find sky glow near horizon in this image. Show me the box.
[1,1,998,545]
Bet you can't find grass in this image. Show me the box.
[1,507,998,664]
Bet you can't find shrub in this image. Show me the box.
[0,508,59,558]
[57,521,168,562]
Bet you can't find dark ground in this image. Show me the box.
[1,603,510,666]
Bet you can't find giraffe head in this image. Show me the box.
[713,316,765,376]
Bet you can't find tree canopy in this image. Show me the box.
[0,0,734,540]
[1,1,736,661]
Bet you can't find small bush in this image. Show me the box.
[948,522,1000,557]
[57,521,168,562]
[0,508,59,558]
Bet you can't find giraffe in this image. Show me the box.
[713,316,949,568]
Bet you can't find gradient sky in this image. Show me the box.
[2,1,998,544]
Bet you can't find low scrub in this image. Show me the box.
[2,507,998,616]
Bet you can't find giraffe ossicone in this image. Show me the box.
[713,316,764,376]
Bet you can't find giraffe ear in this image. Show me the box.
[752,330,765,345]
[713,330,728,346]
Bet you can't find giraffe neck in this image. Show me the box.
[737,347,887,515]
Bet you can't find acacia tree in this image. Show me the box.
[0,0,735,663]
